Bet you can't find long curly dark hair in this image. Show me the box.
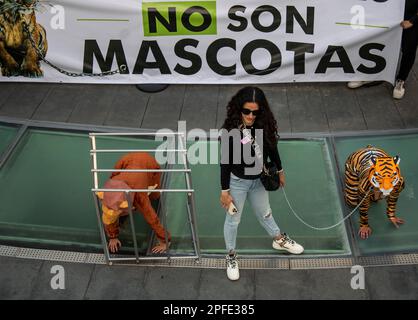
[221,86,279,147]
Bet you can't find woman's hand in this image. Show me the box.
[278,171,285,187]
[108,238,121,253]
[220,191,233,209]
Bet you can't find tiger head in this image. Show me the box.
[369,156,401,196]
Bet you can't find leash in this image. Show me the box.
[281,188,371,230]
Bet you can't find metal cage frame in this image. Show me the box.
[89,132,201,265]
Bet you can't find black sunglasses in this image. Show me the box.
[241,108,260,116]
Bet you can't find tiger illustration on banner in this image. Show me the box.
[0,0,47,77]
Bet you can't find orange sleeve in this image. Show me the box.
[136,193,170,242]
[138,194,156,219]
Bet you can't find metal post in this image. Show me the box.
[178,134,201,260]
[159,183,171,260]
[154,160,170,256]
[92,193,111,264]
[158,135,174,260]
[126,191,140,262]
[89,135,111,264]
[89,135,99,189]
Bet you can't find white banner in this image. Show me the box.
[0,0,405,84]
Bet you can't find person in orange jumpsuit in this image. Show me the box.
[97,152,170,253]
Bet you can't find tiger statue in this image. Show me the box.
[344,145,405,239]
[0,0,47,77]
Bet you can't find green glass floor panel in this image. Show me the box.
[335,134,418,255]
[166,139,351,255]
[0,129,354,256]
[0,124,19,155]
[0,129,172,252]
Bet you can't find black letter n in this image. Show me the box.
[148,7,177,33]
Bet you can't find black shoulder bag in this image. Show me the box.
[260,162,280,191]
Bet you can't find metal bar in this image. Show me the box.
[90,149,187,153]
[126,191,140,262]
[107,257,138,262]
[90,136,99,189]
[89,134,111,264]
[159,179,170,261]
[150,161,170,255]
[89,132,185,137]
[187,191,201,260]
[155,255,199,260]
[158,135,178,259]
[92,188,194,193]
[91,169,191,173]
[178,135,201,260]
[0,124,28,170]
[92,193,111,264]
[108,255,200,262]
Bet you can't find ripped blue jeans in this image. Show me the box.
[224,173,281,253]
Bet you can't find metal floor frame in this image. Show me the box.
[1,115,418,270]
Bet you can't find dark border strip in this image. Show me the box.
[1,116,418,140]
[328,136,361,261]
[0,124,28,170]
[0,116,158,135]
[2,245,418,270]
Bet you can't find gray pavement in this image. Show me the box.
[1,77,418,133]
[2,256,418,300]
[1,67,418,300]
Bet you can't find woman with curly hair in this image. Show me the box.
[219,86,304,281]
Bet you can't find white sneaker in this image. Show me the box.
[226,254,240,281]
[273,233,304,254]
[347,81,374,89]
[393,80,405,99]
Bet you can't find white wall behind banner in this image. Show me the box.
[0,0,405,84]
